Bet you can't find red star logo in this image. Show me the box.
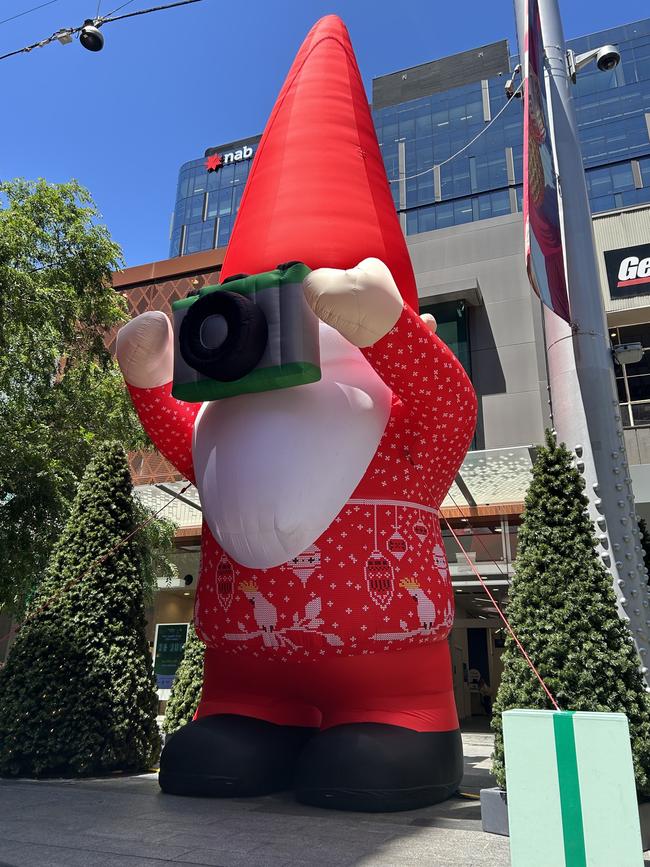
[205,153,222,172]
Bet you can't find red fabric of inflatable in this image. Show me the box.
[221,15,419,312]
[119,14,478,811]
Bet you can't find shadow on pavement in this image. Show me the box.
[0,733,511,867]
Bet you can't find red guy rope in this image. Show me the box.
[2,460,560,714]
[443,506,561,711]
[0,482,192,650]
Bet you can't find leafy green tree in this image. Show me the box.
[162,624,205,736]
[0,443,160,777]
[492,430,650,795]
[132,501,178,604]
[0,178,143,615]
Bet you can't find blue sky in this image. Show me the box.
[1,0,648,267]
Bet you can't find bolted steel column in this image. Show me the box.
[513,0,650,678]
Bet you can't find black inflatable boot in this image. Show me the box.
[294,723,463,812]
[159,714,315,797]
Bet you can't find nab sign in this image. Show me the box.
[205,145,254,173]
[605,243,650,299]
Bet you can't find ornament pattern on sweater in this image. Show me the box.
[128,304,477,661]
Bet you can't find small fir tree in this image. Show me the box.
[0,443,160,777]
[492,430,650,795]
[162,623,205,736]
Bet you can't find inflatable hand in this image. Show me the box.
[420,312,438,334]
[303,257,404,348]
[115,311,173,389]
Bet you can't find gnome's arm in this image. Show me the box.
[304,258,477,503]
[116,311,199,483]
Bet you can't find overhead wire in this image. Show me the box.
[0,0,203,62]
[99,0,202,25]
[0,469,562,715]
[0,0,60,27]
[0,482,193,650]
[388,79,524,184]
[103,0,138,18]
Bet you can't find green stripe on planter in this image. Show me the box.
[553,712,587,867]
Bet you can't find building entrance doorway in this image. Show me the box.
[450,622,504,721]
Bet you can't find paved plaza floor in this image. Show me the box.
[0,730,647,867]
[0,731,509,867]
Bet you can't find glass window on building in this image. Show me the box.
[585,160,647,213]
[217,215,233,248]
[406,210,419,235]
[415,105,433,138]
[610,323,650,427]
[184,223,204,255]
[417,205,435,233]
[420,300,471,376]
[170,227,182,258]
[419,301,476,448]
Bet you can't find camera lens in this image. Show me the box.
[200,314,228,350]
[179,290,268,382]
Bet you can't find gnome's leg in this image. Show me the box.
[159,650,318,798]
[294,642,463,812]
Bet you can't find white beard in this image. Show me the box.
[192,323,392,569]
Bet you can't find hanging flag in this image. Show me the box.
[523,0,571,323]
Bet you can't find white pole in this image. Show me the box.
[513,0,650,677]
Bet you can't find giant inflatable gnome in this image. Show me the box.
[117,15,476,811]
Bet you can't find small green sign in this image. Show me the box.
[154,623,189,689]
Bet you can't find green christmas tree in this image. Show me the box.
[0,442,160,777]
[162,623,205,736]
[492,430,650,795]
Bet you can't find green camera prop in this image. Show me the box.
[171,262,321,402]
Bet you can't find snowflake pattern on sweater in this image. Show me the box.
[128,304,477,661]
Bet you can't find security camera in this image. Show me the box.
[596,45,620,72]
[570,45,620,81]
[504,64,522,99]
[80,19,104,52]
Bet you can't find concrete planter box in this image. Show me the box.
[481,787,650,850]
[480,787,509,837]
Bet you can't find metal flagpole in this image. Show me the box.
[513,0,650,678]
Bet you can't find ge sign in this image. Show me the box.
[605,243,650,299]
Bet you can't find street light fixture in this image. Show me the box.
[613,342,644,367]
[0,1,204,63]
[79,19,104,52]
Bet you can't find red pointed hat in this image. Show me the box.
[220,15,418,311]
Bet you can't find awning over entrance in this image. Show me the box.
[442,445,536,518]
[134,480,202,530]
[133,444,537,530]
